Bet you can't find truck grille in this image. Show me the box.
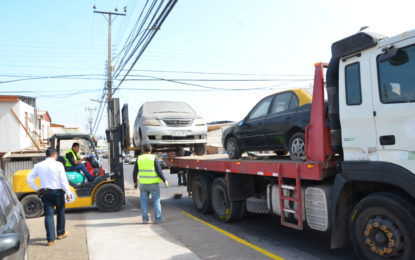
[163,119,192,127]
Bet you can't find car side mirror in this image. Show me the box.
[379,48,409,66]
[0,233,20,259]
[237,120,245,127]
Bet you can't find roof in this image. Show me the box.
[0,95,36,107]
[37,110,52,122]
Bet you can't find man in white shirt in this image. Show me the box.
[27,147,71,246]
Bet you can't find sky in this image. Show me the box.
[1,0,415,136]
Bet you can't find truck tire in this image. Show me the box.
[288,132,306,161]
[349,192,415,260]
[95,183,124,212]
[21,194,43,218]
[225,137,242,159]
[194,144,207,156]
[211,178,245,222]
[192,175,212,214]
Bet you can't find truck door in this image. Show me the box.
[339,54,377,161]
[238,95,272,149]
[371,39,415,168]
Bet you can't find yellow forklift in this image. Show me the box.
[12,101,130,218]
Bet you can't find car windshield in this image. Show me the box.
[144,102,195,114]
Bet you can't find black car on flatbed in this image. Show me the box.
[222,89,312,161]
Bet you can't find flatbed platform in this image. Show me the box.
[168,154,337,181]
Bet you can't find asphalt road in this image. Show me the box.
[122,162,357,260]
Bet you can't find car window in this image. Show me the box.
[0,180,13,216]
[270,92,293,114]
[289,94,299,109]
[378,44,415,104]
[248,96,273,120]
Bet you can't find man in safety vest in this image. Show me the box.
[133,144,169,224]
[64,143,94,182]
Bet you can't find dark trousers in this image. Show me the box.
[41,189,66,242]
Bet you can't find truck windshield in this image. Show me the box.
[378,45,415,104]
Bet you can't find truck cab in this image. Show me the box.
[336,30,415,174]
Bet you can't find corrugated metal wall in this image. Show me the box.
[3,160,34,184]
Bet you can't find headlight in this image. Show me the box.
[143,119,160,126]
[194,119,206,126]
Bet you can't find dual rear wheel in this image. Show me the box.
[192,175,245,222]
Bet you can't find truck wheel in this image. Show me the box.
[349,192,415,260]
[225,137,242,159]
[211,178,245,222]
[194,144,207,155]
[289,132,306,161]
[95,183,124,212]
[192,175,212,214]
[21,194,43,218]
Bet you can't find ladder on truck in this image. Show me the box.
[278,164,303,230]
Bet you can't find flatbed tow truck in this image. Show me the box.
[168,29,415,259]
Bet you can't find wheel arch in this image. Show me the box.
[330,161,415,249]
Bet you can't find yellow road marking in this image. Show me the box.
[180,210,285,260]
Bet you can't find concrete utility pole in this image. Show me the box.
[93,7,126,129]
[85,107,96,135]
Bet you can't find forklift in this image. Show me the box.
[12,99,130,218]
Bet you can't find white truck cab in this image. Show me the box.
[334,30,415,173]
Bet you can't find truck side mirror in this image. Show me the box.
[379,48,409,66]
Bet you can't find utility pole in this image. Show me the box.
[93,7,126,129]
[94,6,126,176]
[85,107,96,135]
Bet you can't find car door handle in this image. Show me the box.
[285,116,292,120]
[380,135,395,145]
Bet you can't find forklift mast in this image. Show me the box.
[105,98,130,193]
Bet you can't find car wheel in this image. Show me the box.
[289,132,306,161]
[21,194,43,218]
[194,144,207,155]
[95,183,124,212]
[225,137,242,159]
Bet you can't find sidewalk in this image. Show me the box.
[27,189,199,260]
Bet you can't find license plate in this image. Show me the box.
[171,131,187,136]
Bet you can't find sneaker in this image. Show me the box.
[155,219,165,224]
[142,220,149,224]
[47,241,56,246]
[57,232,70,240]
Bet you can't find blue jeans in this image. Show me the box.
[41,189,66,242]
[68,164,94,181]
[139,183,162,222]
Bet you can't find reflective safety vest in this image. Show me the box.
[65,149,79,167]
[137,153,162,184]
